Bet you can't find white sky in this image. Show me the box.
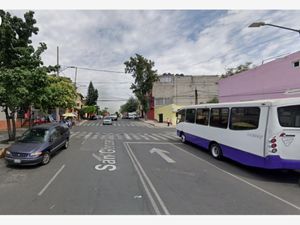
[2,1,300,113]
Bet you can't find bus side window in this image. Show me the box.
[176,110,186,124]
[196,108,209,125]
[210,108,229,129]
[230,107,260,130]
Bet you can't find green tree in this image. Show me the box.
[86,81,98,106]
[120,97,139,113]
[39,76,77,112]
[222,62,255,78]
[206,96,219,103]
[124,54,158,119]
[0,10,50,140]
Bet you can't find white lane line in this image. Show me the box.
[91,134,98,140]
[70,131,80,138]
[159,133,178,141]
[77,131,87,138]
[77,120,87,126]
[116,134,123,140]
[151,133,167,141]
[130,133,141,140]
[171,143,300,211]
[144,133,159,140]
[125,142,170,215]
[124,133,132,140]
[139,134,150,140]
[38,164,65,196]
[82,132,93,144]
[124,143,161,215]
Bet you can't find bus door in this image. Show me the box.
[276,105,300,160]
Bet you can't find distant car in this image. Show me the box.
[5,123,70,166]
[90,115,98,120]
[128,112,138,119]
[103,116,113,125]
[110,114,118,121]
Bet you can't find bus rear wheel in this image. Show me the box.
[210,143,223,160]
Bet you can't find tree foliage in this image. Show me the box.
[221,62,255,78]
[124,54,158,118]
[86,81,98,106]
[120,97,139,113]
[39,76,77,111]
[206,96,219,103]
[0,10,50,140]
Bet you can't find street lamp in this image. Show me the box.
[249,22,300,35]
[69,66,78,88]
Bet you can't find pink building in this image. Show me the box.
[219,51,300,102]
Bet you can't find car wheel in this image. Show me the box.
[181,133,186,143]
[63,139,69,149]
[41,152,51,165]
[210,143,223,160]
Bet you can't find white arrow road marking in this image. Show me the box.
[150,148,176,163]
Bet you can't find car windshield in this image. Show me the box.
[19,128,49,143]
[104,117,111,120]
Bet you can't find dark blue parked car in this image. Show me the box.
[5,123,70,166]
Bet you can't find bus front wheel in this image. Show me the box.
[180,133,186,143]
[210,143,223,160]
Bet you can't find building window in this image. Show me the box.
[210,108,229,129]
[293,61,300,67]
[230,107,260,130]
[185,108,196,123]
[196,108,209,126]
[154,98,173,106]
[176,109,186,124]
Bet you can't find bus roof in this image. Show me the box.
[179,97,300,110]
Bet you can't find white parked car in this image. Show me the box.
[103,117,112,125]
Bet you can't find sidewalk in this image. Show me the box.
[0,128,27,143]
[140,119,176,128]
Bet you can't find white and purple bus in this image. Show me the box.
[176,98,300,169]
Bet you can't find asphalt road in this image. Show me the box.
[0,119,300,215]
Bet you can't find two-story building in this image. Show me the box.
[152,74,219,125]
[219,51,300,102]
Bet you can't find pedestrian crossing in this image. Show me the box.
[77,121,154,128]
[70,131,179,142]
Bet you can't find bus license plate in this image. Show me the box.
[14,159,21,163]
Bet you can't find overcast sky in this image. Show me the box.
[7,10,300,112]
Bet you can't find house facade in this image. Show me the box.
[219,51,300,102]
[152,74,219,124]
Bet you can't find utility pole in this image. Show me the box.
[57,46,59,76]
[74,67,78,88]
[56,46,60,122]
[195,88,198,105]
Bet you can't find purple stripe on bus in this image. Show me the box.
[178,131,300,169]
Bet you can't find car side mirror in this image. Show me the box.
[49,136,54,142]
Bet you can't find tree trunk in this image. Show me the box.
[4,106,13,141]
[11,111,16,140]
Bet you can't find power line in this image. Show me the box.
[61,65,125,74]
